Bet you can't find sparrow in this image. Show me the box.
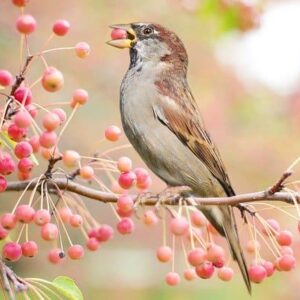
[107,22,251,293]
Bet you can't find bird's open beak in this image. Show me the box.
[107,24,136,49]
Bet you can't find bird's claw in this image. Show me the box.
[133,191,155,218]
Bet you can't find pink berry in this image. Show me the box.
[26,104,37,118]
[277,255,296,271]
[67,244,84,260]
[116,208,133,218]
[39,131,57,148]
[2,242,22,262]
[72,89,88,106]
[21,241,38,257]
[206,244,225,268]
[246,240,260,253]
[104,125,121,142]
[0,176,7,192]
[18,171,31,181]
[117,195,134,213]
[280,246,294,256]
[18,157,33,173]
[14,110,32,128]
[0,225,8,240]
[41,223,58,241]
[276,230,293,246]
[111,28,127,40]
[134,168,149,185]
[13,87,32,105]
[12,0,29,7]
[52,108,66,124]
[142,210,159,226]
[183,268,197,281]
[195,261,215,279]
[42,112,60,131]
[58,207,72,223]
[165,272,180,286]
[48,248,64,264]
[96,224,114,242]
[191,210,207,227]
[1,213,17,230]
[136,176,152,190]
[169,217,189,236]
[0,70,13,87]
[117,217,135,235]
[75,42,90,58]
[187,248,206,267]
[262,219,280,235]
[0,153,16,175]
[42,67,64,92]
[118,171,136,189]
[15,204,35,223]
[8,124,27,142]
[29,136,40,153]
[34,209,51,226]
[248,265,267,283]
[40,147,60,161]
[86,237,100,251]
[79,166,94,180]
[117,156,132,172]
[62,150,80,167]
[52,19,70,36]
[16,14,36,35]
[156,246,172,263]
[70,214,83,228]
[14,141,33,159]
[262,261,275,277]
[218,267,234,281]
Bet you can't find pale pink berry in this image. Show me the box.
[62,150,80,167]
[262,218,280,235]
[169,216,189,236]
[14,141,33,159]
[191,210,207,227]
[277,255,296,271]
[15,204,35,223]
[8,124,27,142]
[48,248,64,264]
[118,171,136,189]
[26,104,37,118]
[39,131,57,148]
[52,19,70,36]
[42,67,64,92]
[14,110,32,128]
[136,176,152,190]
[248,265,267,283]
[13,86,32,105]
[41,147,60,161]
[218,267,234,281]
[96,224,114,242]
[0,70,13,87]
[67,244,84,259]
[246,240,260,253]
[42,112,60,131]
[165,272,180,286]
[75,42,90,58]
[29,136,40,153]
[117,195,134,213]
[117,218,135,235]
[58,207,72,223]
[2,242,22,261]
[0,176,7,192]
[187,248,206,266]
[34,209,51,226]
[117,156,132,172]
[276,230,293,246]
[111,28,127,40]
[142,210,159,226]
[156,246,172,263]
[104,125,121,142]
[183,268,197,281]
[0,153,16,175]
[1,213,17,230]
[79,166,94,180]
[21,241,38,257]
[16,14,36,35]
[12,0,29,7]
[41,223,58,241]
[86,237,100,251]
[0,225,8,240]
[280,246,294,256]
[207,244,225,268]
[262,261,275,277]
[72,89,88,106]
[195,261,215,279]
[52,108,66,124]
[18,158,33,173]
[134,167,149,185]
[70,214,83,228]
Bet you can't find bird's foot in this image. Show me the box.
[133,191,156,218]
[237,204,256,223]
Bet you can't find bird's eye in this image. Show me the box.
[142,27,153,35]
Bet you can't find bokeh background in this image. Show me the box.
[1,0,300,299]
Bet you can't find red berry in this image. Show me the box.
[75,42,90,58]
[42,67,64,92]
[13,86,32,105]
[2,242,22,261]
[15,204,35,223]
[67,244,84,260]
[276,230,293,246]
[117,157,132,172]
[116,208,133,218]
[12,0,29,7]
[134,168,149,185]
[14,141,33,159]
[18,158,33,173]
[1,213,17,230]
[248,265,267,283]
[0,176,7,192]
[117,195,134,213]
[34,209,51,226]
[262,261,275,277]
[136,176,152,190]
[277,255,296,271]
[21,241,38,257]
[0,225,8,240]
[111,28,127,40]
[104,125,121,142]
[187,247,206,266]
[39,131,57,148]
[118,171,136,189]
[86,237,100,251]
[29,136,40,153]
[69,214,83,228]
[41,223,58,241]
[18,171,31,181]
[42,112,60,131]
[218,267,234,281]
[96,224,114,242]
[195,261,215,279]
[0,153,16,175]
[16,14,36,35]
[183,268,197,281]
[14,110,32,128]
[206,244,225,268]
[0,70,13,87]
[117,217,135,235]
[72,89,88,106]
[169,217,189,236]
[165,272,180,286]
[8,124,27,142]
[156,246,172,263]
[48,248,64,264]
[52,19,70,36]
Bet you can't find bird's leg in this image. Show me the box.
[133,191,156,217]
[237,204,256,223]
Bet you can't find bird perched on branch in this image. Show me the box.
[107,22,251,293]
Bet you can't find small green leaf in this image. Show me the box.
[52,276,83,300]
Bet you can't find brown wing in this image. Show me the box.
[153,80,234,196]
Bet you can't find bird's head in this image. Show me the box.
[107,23,188,72]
